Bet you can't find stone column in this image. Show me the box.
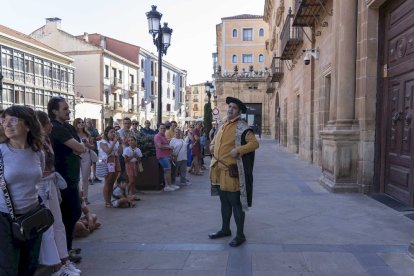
[336,0,358,127]
[320,0,360,192]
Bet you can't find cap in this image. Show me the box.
[226,97,247,113]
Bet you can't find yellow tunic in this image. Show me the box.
[210,118,259,192]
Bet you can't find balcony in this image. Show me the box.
[280,8,303,60]
[129,83,138,96]
[111,78,122,90]
[292,0,329,27]
[269,57,284,82]
[128,105,136,113]
[114,101,123,111]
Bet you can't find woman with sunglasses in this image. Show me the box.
[0,106,45,275]
[73,118,95,205]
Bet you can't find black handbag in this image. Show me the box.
[0,150,54,241]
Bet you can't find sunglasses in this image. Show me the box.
[0,117,23,126]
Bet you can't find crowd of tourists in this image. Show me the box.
[0,96,211,276]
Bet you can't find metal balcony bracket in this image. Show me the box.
[318,0,333,16]
[284,60,295,71]
[300,26,314,43]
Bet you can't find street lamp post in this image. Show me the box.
[144,99,148,121]
[146,5,173,126]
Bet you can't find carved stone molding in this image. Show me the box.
[365,0,389,9]
[276,1,285,27]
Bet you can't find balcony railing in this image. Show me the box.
[270,57,283,82]
[114,101,123,111]
[280,7,303,60]
[293,0,329,26]
[111,78,122,90]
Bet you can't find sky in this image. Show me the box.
[1,0,265,85]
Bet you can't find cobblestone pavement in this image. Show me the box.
[74,139,414,276]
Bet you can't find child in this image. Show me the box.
[74,192,101,238]
[123,136,143,200]
[112,182,136,208]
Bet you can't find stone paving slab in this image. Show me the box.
[75,139,414,275]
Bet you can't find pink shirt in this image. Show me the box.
[154,133,172,159]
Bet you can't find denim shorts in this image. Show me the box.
[158,157,171,169]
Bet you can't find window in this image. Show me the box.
[151,101,155,111]
[242,54,253,63]
[118,70,122,82]
[140,59,144,70]
[129,74,134,85]
[24,56,34,74]
[232,55,237,64]
[141,78,145,89]
[242,28,253,41]
[166,103,171,112]
[167,87,170,98]
[44,62,52,88]
[105,89,109,104]
[259,28,264,37]
[14,52,24,83]
[2,84,13,104]
[105,65,109,78]
[68,69,74,93]
[112,68,117,80]
[24,56,34,85]
[52,64,60,90]
[167,71,170,82]
[150,61,154,76]
[1,48,13,68]
[151,80,155,95]
[14,86,24,104]
[259,54,264,63]
[232,29,237,38]
[25,88,35,107]
[35,60,43,86]
[35,89,43,106]
[173,89,175,98]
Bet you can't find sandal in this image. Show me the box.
[105,203,113,208]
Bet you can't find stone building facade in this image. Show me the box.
[0,24,75,114]
[214,14,271,132]
[264,0,414,206]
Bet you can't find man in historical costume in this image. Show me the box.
[209,97,259,247]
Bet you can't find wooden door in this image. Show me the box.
[380,0,414,205]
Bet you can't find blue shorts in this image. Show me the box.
[158,157,171,169]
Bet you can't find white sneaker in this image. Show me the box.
[64,262,82,274]
[164,185,175,192]
[180,182,191,186]
[171,184,180,190]
[52,265,80,276]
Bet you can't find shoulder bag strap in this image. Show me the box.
[0,149,16,220]
[211,153,230,169]
[177,141,184,155]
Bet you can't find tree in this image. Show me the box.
[203,93,213,139]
